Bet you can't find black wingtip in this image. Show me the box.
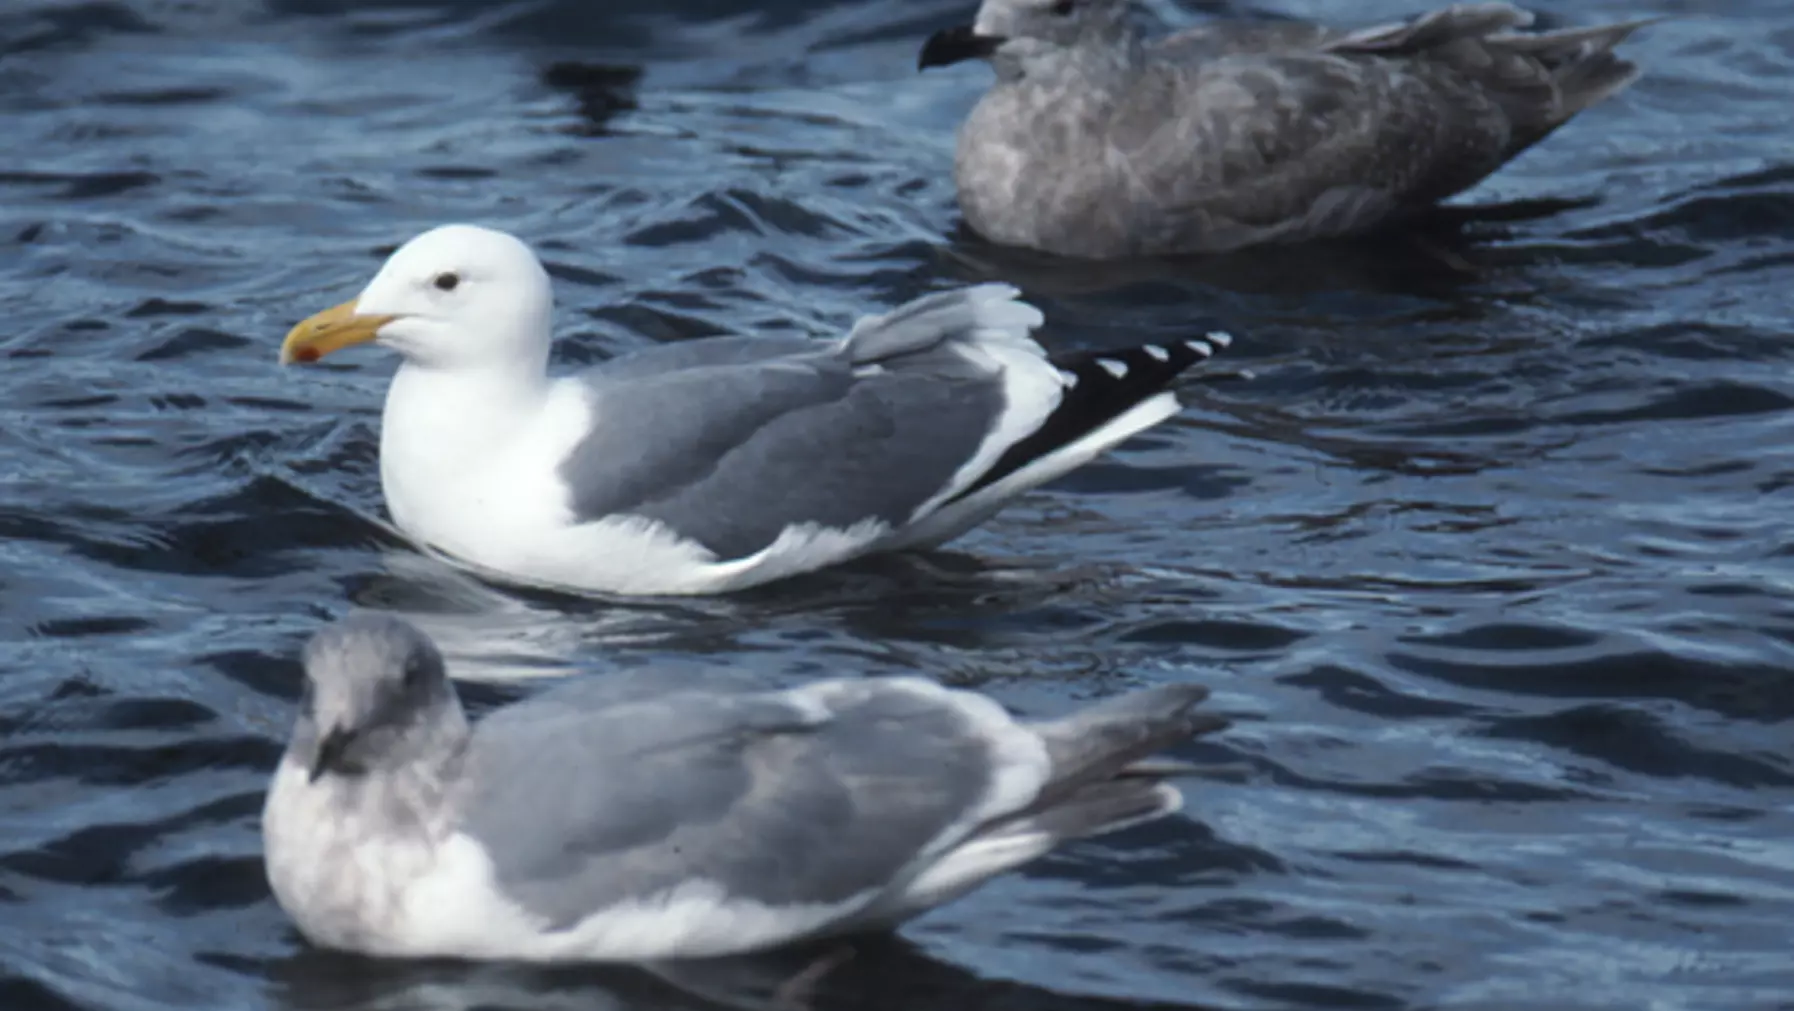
[949,327,1238,503]
[1045,328,1234,400]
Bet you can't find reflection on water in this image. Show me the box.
[270,934,1219,1011]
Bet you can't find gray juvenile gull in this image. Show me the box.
[261,613,1230,961]
[918,1,1654,258]
[279,224,1233,595]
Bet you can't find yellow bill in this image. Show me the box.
[279,299,397,366]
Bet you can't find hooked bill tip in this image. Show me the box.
[918,25,1005,71]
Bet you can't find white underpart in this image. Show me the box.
[380,369,602,576]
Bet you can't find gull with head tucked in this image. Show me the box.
[279,224,1233,595]
[919,0,1654,259]
[262,612,1230,961]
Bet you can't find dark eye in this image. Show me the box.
[433,272,460,292]
[401,655,427,689]
[1049,0,1075,14]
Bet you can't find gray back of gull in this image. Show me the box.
[455,673,998,929]
[555,290,1013,560]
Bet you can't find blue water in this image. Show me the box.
[2,1,1792,1009]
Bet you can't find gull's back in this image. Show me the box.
[1150,18,1340,61]
[445,671,1029,960]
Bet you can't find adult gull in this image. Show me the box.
[918,1,1654,258]
[262,613,1230,961]
[278,224,1232,595]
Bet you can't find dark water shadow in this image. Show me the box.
[540,61,644,136]
[930,196,1601,308]
[265,933,1217,1011]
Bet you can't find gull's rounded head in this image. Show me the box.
[280,223,555,373]
[982,0,1127,40]
[920,0,1135,79]
[296,613,463,782]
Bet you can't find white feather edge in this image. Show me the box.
[881,391,1182,552]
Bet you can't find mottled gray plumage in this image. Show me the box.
[262,614,1229,961]
[558,291,1019,559]
[921,1,1654,258]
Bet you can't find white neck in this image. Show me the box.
[379,358,550,537]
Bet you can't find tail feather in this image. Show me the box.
[1009,779,1185,843]
[1487,17,1657,119]
[872,685,1226,925]
[1030,683,1228,804]
[1328,4,1654,142]
[970,683,1228,843]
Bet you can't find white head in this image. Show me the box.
[290,613,468,784]
[279,223,554,375]
[917,0,1137,80]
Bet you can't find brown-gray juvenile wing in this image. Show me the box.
[1109,5,1648,252]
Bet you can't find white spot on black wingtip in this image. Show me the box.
[1096,358,1128,379]
[1183,339,1213,358]
[1205,330,1233,348]
[1057,369,1079,389]
[1143,344,1170,362]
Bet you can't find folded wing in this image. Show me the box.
[556,284,1225,560]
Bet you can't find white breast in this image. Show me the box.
[378,369,589,565]
[261,759,548,957]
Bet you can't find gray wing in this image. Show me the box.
[1111,6,1647,251]
[456,676,1009,929]
[556,287,1034,560]
[579,334,821,382]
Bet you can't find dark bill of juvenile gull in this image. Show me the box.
[919,0,1656,259]
[278,224,1234,596]
[262,613,1231,961]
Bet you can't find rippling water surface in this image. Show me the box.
[3,1,1792,1009]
